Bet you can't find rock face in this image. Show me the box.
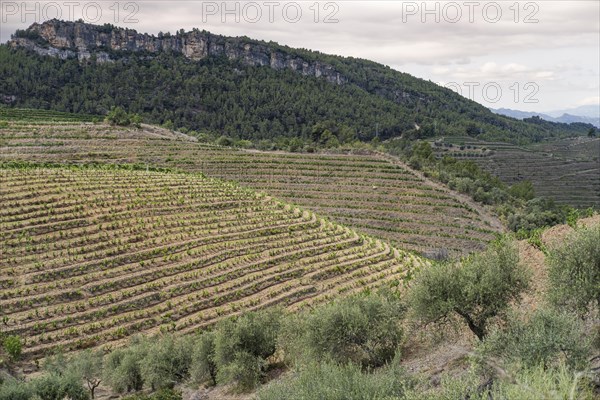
[9,19,347,85]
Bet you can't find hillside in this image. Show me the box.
[0,109,503,258]
[430,136,600,208]
[0,20,593,145]
[0,164,423,359]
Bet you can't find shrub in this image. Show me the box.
[509,180,535,201]
[103,338,148,393]
[480,308,591,369]
[105,106,131,126]
[140,336,193,390]
[490,362,595,400]
[2,335,22,361]
[216,136,234,147]
[257,360,409,400]
[189,332,217,386]
[0,378,33,400]
[547,225,600,315]
[30,373,89,400]
[408,237,530,340]
[279,290,405,368]
[213,309,282,391]
[67,350,104,399]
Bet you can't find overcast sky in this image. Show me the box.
[1,1,598,112]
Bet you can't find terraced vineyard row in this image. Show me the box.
[0,107,96,123]
[0,118,502,257]
[431,137,600,208]
[0,166,422,358]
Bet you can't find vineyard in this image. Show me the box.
[431,137,600,209]
[0,116,502,258]
[0,165,422,358]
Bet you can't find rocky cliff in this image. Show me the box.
[9,19,347,85]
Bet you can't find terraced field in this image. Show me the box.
[0,166,421,358]
[0,115,502,257]
[431,137,600,208]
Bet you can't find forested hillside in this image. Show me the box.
[0,20,593,146]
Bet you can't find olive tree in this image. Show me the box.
[213,309,282,391]
[68,350,104,399]
[408,237,530,340]
[279,290,405,368]
[547,225,600,315]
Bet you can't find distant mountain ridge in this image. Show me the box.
[492,107,600,128]
[1,19,595,144]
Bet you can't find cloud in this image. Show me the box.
[578,97,600,106]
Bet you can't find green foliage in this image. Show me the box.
[547,225,600,314]
[0,378,33,400]
[190,332,217,386]
[102,337,148,393]
[140,335,193,390]
[480,308,591,369]
[507,198,570,232]
[216,136,234,147]
[67,350,103,398]
[566,208,580,228]
[280,291,405,368]
[489,363,595,400]
[0,44,592,144]
[509,180,535,201]
[213,309,282,391]
[105,106,131,126]
[405,362,595,400]
[2,335,22,361]
[408,237,529,340]
[257,360,409,400]
[30,373,89,400]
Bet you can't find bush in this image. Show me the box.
[216,136,234,147]
[279,291,405,368]
[30,373,89,400]
[490,362,595,400]
[0,378,33,400]
[140,336,193,390]
[105,106,131,126]
[213,309,282,391]
[257,360,409,400]
[67,350,103,399]
[404,362,595,400]
[408,237,529,340]
[547,225,600,314]
[480,308,591,369]
[2,335,22,361]
[190,332,217,386]
[509,180,535,201]
[103,338,148,393]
